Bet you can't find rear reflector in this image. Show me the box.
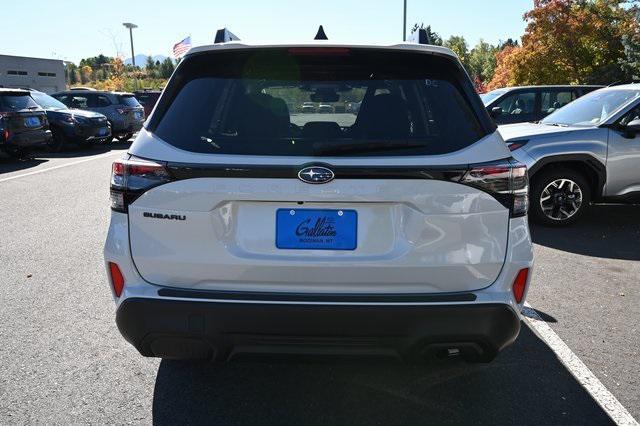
[108,262,125,297]
[512,268,529,304]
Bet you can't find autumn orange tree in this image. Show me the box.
[488,0,640,89]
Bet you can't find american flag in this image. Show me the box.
[173,36,192,58]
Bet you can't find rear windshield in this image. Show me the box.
[149,48,489,156]
[118,95,141,107]
[0,94,39,111]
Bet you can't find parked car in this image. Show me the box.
[105,30,533,363]
[52,90,144,142]
[301,101,316,113]
[346,101,361,114]
[28,89,110,151]
[481,85,602,125]
[0,88,51,158]
[317,103,334,113]
[134,90,162,117]
[501,84,640,225]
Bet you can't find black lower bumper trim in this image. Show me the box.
[157,288,476,303]
[116,298,520,363]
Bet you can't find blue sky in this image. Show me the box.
[2,0,532,64]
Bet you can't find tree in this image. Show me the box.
[488,0,640,88]
[159,58,175,79]
[444,36,469,66]
[79,54,112,70]
[620,10,640,80]
[79,65,92,84]
[468,40,497,83]
[410,23,443,46]
[486,45,522,90]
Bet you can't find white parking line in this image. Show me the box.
[523,303,638,426]
[0,151,124,183]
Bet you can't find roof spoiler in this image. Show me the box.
[214,28,240,44]
[407,28,432,45]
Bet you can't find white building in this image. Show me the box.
[0,54,66,93]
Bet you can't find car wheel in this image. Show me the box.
[530,168,591,226]
[117,133,133,143]
[47,130,66,153]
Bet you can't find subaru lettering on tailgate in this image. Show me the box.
[276,209,357,250]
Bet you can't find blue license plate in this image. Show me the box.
[97,127,108,136]
[24,117,40,127]
[276,209,357,250]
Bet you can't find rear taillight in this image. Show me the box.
[110,156,171,212]
[108,262,125,297]
[512,268,530,303]
[2,128,9,142]
[461,160,529,217]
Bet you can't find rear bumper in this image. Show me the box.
[116,297,520,362]
[64,124,111,142]
[4,129,52,148]
[111,119,143,135]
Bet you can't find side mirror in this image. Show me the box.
[489,107,503,118]
[625,119,640,133]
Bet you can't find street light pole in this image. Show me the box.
[403,0,407,41]
[122,22,138,66]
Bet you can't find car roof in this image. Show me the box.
[0,88,30,95]
[186,41,459,60]
[55,90,135,96]
[491,85,604,92]
[595,83,640,91]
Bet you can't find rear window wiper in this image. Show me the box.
[314,141,427,155]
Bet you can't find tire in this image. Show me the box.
[47,129,66,153]
[117,133,133,143]
[530,167,591,226]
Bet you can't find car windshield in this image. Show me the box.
[30,91,67,111]
[150,48,488,157]
[541,88,640,127]
[118,95,141,107]
[0,93,40,111]
[480,89,507,105]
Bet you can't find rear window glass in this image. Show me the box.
[150,48,488,156]
[118,95,141,107]
[0,94,39,111]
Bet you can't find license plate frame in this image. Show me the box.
[276,208,357,250]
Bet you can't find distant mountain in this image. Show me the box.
[124,54,168,66]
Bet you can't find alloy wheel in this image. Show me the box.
[539,178,583,221]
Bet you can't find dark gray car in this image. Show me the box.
[52,90,145,142]
[481,85,602,125]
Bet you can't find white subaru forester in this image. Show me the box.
[104,29,533,363]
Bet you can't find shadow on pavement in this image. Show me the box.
[0,142,130,175]
[35,141,131,159]
[152,325,613,425]
[531,204,640,261]
[0,157,48,175]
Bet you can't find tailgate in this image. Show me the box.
[128,177,509,294]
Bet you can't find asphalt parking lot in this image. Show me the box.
[0,145,638,424]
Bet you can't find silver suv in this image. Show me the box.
[52,90,145,142]
[104,31,533,363]
[501,84,640,225]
